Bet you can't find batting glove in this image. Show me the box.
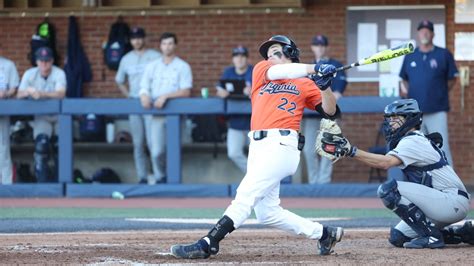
[310,63,336,91]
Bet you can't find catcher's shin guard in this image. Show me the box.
[394,204,444,249]
[377,180,443,248]
[377,179,400,210]
[34,134,52,183]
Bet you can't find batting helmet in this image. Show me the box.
[258,35,300,62]
[382,99,423,149]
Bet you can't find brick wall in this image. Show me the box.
[1,0,473,184]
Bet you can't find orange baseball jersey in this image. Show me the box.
[250,60,322,131]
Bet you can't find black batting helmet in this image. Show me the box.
[258,35,300,62]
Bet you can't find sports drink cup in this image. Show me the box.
[201,87,209,99]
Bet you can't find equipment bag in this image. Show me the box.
[103,18,132,70]
[92,168,121,183]
[29,19,58,66]
[78,114,106,142]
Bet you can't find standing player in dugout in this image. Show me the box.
[170,35,343,259]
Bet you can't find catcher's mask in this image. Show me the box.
[383,99,423,149]
[258,35,300,63]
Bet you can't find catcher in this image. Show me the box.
[316,98,472,249]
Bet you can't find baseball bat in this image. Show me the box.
[321,42,415,77]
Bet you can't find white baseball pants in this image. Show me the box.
[394,181,470,238]
[224,129,324,239]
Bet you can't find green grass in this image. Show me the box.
[1,207,473,219]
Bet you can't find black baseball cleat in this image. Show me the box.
[403,235,445,249]
[460,220,474,245]
[170,239,210,259]
[317,226,344,255]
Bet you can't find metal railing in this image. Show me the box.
[1,96,397,184]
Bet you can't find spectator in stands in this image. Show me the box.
[139,32,192,184]
[17,47,66,182]
[302,35,347,184]
[115,27,161,184]
[215,46,253,173]
[0,55,20,184]
[399,20,458,166]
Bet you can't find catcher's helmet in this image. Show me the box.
[382,99,423,149]
[258,35,300,62]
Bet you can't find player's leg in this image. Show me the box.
[378,180,469,248]
[0,117,13,184]
[171,133,300,259]
[149,116,166,183]
[129,115,148,183]
[422,111,453,165]
[253,183,343,255]
[226,128,247,173]
[302,117,320,184]
[32,116,53,183]
[318,156,333,184]
[397,182,469,225]
[442,220,474,245]
[33,115,53,139]
[377,179,441,248]
[389,221,415,247]
[143,114,155,182]
[398,181,470,247]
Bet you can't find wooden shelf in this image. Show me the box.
[100,0,150,7]
[4,0,28,8]
[151,0,199,6]
[52,0,83,8]
[0,0,303,10]
[28,0,52,8]
[201,0,250,5]
[251,0,300,4]
[250,0,303,7]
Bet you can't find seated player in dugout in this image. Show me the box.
[317,99,473,249]
[170,35,343,259]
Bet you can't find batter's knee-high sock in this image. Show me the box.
[201,215,235,255]
[320,226,329,241]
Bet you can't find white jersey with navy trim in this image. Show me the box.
[387,131,470,238]
[387,130,466,192]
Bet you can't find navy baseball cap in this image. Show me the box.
[417,20,434,32]
[130,27,146,38]
[35,47,53,61]
[232,46,248,56]
[312,35,328,46]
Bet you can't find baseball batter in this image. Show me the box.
[316,99,472,249]
[0,56,20,184]
[171,35,343,259]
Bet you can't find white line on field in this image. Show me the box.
[0,219,470,236]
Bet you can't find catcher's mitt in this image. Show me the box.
[315,119,357,161]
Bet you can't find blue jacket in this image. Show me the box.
[64,16,92,98]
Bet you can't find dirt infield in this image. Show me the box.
[1,229,472,264]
